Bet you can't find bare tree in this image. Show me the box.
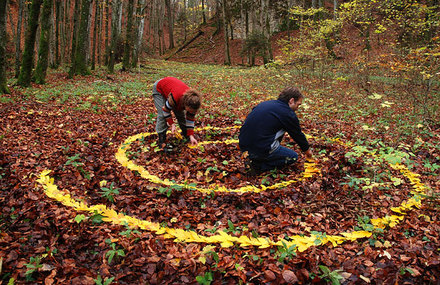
[71,0,93,76]
[122,0,135,70]
[221,0,231,65]
[0,0,9,93]
[69,0,81,75]
[201,0,206,24]
[91,0,99,70]
[54,0,61,67]
[34,0,53,84]
[132,0,145,67]
[108,0,122,73]
[165,0,174,49]
[17,0,43,87]
[14,0,25,78]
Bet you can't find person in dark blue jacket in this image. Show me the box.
[239,87,313,173]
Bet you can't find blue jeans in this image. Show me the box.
[248,146,298,171]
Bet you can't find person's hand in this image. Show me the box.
[169,124,176,134]
[304,149,313,161]
[188,135,198,146]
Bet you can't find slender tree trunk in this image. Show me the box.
[14,0,25,78]
[61,0,68,64]
[72,0,92,76]
[97,0,102,65]
[201,0,206,24]
[108,0,122,73]
[85,0,93,64]
[69,0,81,76]
[165,0,174,49]
[34,0,53,84]
[122,0,134,70]
[221,0,230,65]
[160,1,165,55]
[214,0,221,35]
[17,0,43,87]
[54,0,60,67]
[91,0,98,70]
[0,0,9,93]
[132,0,145,68]
[104,0,109,65]
[183,0,187,41]
[264,0,272,62]
[151,0,157,53]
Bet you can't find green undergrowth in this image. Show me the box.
[6,59,439,158]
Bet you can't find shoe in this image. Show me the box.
[162,143,174,153]
[246,159,262,176]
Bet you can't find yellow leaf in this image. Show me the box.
[342,231,372,241]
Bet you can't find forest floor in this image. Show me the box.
[1,58,439,284]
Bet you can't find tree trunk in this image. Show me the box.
[34,0,53,84]
[183,0,187,41]
[159,1,165,55]
[108,0,122,73]
[17,0,43,87]
[69,0,81,76]
[54,0,61,67]
[85,0,93,64]
[14,0,25,78]
[264,0,273,62]
[0,0,9,93]
[97,0,102,65]
[333,0,338,19]
[122,0,134,70]
[165,0,174,49]
[221,0,230,65]
[72,0,92,76]
[61,0,69,63]
[104,0,109,65]
[132,0,145,68]
[201,0,206,24]
[91,0,99,70]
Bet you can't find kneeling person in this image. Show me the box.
[239,87,312,172]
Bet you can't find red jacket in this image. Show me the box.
[157,77,196,136]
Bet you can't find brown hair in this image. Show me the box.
[183,89,201,110]
[278,87,303,103]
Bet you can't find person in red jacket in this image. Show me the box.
[151,77,202,150]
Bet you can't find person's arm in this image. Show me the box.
[162,94,176,132]
[283,113,310,153]
[185,110,197,145]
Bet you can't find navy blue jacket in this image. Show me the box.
[239,99,309,156]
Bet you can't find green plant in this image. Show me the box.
[158,183,183,197]
[90,211,104,224]
[276,241,297,263]
[94,275,115,285]
[74,214,87,224]
[196,271,213,285]
[105,239,125,264]
[65,154,83,168]
[318,265,344,285]
[64,153,91,179]
[399,267,415,276]
[224,220,241,234]
[24,256,43,281]
[355,216,374,231]
[99,182,120,203]
[119,222,141,238]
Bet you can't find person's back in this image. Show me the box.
[239,87,312,173]
[239,100,293,156]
